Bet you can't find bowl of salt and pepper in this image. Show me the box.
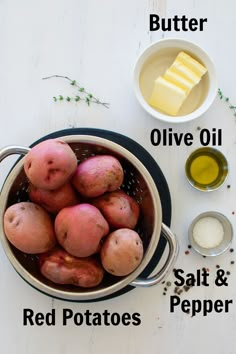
[188,211,233,257]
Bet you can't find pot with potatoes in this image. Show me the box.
[0,131,178,301]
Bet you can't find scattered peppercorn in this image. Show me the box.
[164,287,167,291]
[163,292,166,296]
[231,261,235,265]
[230,248,234,253]
[227,185,231,189]
[232,211,235,215]
[174,287,179,294]
[216,265,220,269]
[183,285,190,292]
[185,250,190,255]
[227,271,231,275]
[197,126,201,131]
[188,245,192,249]
[202,255,206,258]
[162,281,165,284]
[166,281,172,287]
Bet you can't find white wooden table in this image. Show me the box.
[1,1,236,353]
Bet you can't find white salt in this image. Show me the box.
[192,216,224,249]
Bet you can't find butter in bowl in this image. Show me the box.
[148,51,207,116]
[133,38,218,123]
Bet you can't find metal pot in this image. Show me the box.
[0,132,178,301]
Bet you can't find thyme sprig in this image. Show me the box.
[218,88,236,117]
[42,75,109,108]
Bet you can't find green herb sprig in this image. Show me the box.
[218,88,236,117]
[42,75,109,108]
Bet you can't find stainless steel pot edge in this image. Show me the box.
[131,223,179,286]
[0,146,30,162]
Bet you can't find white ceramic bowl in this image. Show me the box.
[133,38,218,123]
[188,211,233,257]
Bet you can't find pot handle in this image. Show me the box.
[0,146,30,162]
[130,223,179,287]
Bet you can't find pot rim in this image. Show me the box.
[0,135,162,300]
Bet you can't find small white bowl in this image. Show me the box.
[188,211,233,257]
[133,38,218,124]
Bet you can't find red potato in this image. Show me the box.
[24,139,78,190]
[39,248,104,288]
[28,182,80,214]
[72,155,124,198]
[101,228,143,276]
[3,202,56,254]
[92,190,140,229]
[55,203,109,258]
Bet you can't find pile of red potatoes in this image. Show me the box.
[3,139,144,288]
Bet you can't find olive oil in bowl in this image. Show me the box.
[185,147,228,191]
